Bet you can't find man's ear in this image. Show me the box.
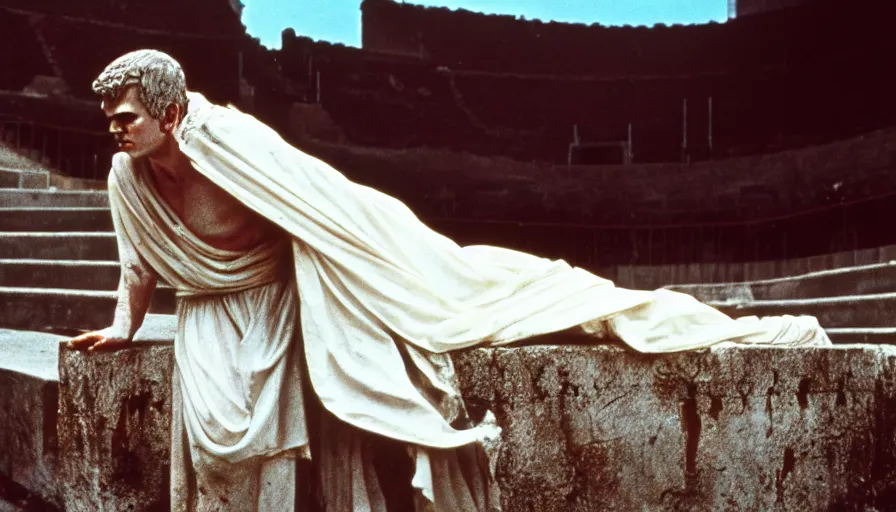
[161,103,181,133]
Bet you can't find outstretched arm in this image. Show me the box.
[68,259,157,351]
[69,166,157,351]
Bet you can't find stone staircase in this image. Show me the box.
[0,188,176,335]
[669,263,896,344]
[0,169,176,510]
[1,182,895,337]
[3,165,896,509]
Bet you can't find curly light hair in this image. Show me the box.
[92,49,189,120]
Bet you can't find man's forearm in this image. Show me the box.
[110,263,157,340]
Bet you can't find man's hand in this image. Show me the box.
[67,328,131,352]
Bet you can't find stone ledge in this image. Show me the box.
[453,344,896,511]
[52,336,896,511]
[0,330,64,510]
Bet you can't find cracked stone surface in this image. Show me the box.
[55,341,896,511]
[453,344,896,511]
[58,341,174,512]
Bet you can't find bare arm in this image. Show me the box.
[69,165,158,351]
[110,261,158,340]
[68,262,157,351]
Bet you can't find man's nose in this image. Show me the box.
[108,121,124,135]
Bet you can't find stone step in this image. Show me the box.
[712,292,896,329]
[668,262,896,302]
[825,327,896,344]
[0,167,49,190]
[0,189,108,208]
[0,232,116,260]
[0,207,112,232]
[0,287,176,332]
[0,259,119,289]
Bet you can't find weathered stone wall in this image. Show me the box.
[0,371,59,508]
[735,0,814,17]
[58,342,174,512]
[57,340,896,510]
[455,344,896,510]
[360,0,883,77]
[284,30,895,165]
[347,0,895,164]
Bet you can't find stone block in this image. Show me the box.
[53,336,896,511]
[58,341,175,512]
[0,330,64,510]
[453,345,896,511]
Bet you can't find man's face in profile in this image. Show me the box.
[102,85,167,159]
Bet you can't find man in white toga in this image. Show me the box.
[68,50,831,512]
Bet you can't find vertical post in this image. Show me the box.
[682,98,688,163]
[708,96,713,155]
[308,56,314,88]
[316,71,321,103]
[627,122,633,163]
[573,124,580,145]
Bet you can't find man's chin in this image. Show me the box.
[118,147,147,159]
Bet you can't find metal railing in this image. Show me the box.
[0,115,115,181]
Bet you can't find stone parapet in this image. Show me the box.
[58,341,174,512]
[56,338,896,510]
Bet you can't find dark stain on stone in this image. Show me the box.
[681,383,701,476]
[775,447,795,504]
[797,378,811,410]
[42,382,59,453]
[766,374,777,438]
[127,391,152,423]
[0,471,62,512]
[708,395,723,421]
[836,377,847,407]
[533,362,551,401]
[461,397,489,424]
[868,378,896,509]
[110,391,153,487]
[648,424,662,447]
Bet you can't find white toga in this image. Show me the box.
[107,92,830,511]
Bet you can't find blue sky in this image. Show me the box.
[242,0,730,49]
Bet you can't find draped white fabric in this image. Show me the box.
[172,92,829,447]
[108,91,831,511]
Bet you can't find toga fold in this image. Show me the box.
[106,91,830,511]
